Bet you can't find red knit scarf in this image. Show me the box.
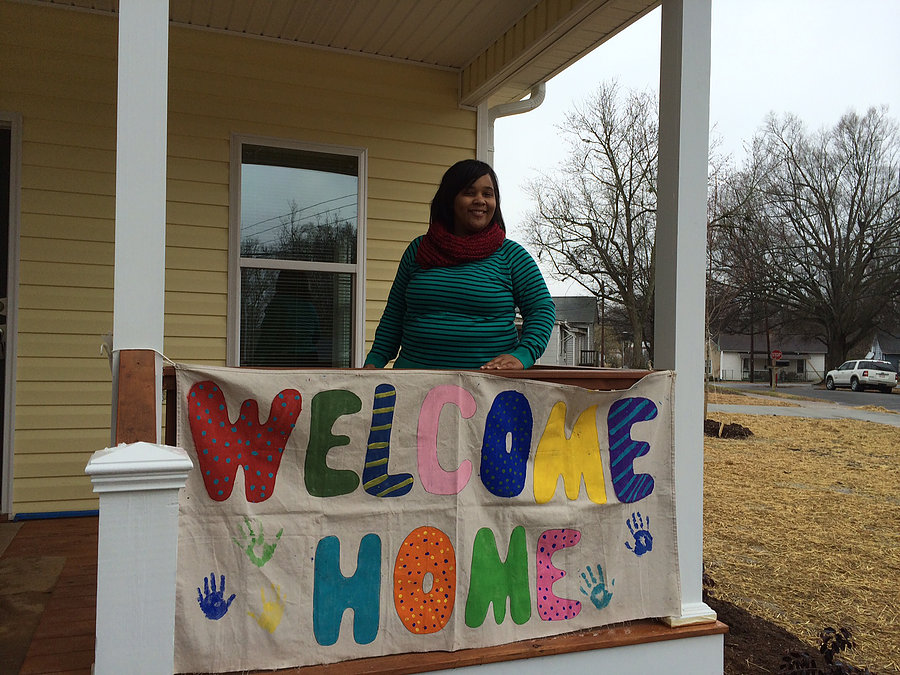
[415,221,506,269]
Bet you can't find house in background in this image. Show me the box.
[712,333,827,382]
[869,331,900,371]
[537,296,599,367]
[3,0,723,671]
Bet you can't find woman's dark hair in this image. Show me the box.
[429,159,505,230]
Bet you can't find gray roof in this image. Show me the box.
[716,332,826,355]
[552,296,598,324]
[874,331,900,355]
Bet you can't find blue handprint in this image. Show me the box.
[197,572,236,620]
[625,511,653,556]
[579,564,614,610]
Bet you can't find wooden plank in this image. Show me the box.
[164,314,227,338]
[165,269,228,294]
[15,405,109,431]
[23,141,115,173]
[13,454,101,479]
[14,332,111,357]
[167,178,229,207]
[12,477,96,505]
[164,292,227,318]
[167,156,229,184]
[115,349,157,444]
[161,337,228,362]
[165,246,226,273]
[19,213,114,244]
[251,620,728,675]
[16,380,110,407]
[18,260,113,289]
[166,223,229,250]
[13,429,108,455]
[16,309,113,338]
[19,236,113,264]
[22,164,115,196]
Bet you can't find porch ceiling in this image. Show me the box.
[35,0,659,105]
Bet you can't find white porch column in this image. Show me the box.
[86,443,193,674]
[112,0,169,439]
[654,0,716,625]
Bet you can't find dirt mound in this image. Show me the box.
[704,419,753,438]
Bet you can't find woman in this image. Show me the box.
[364,159,555,370]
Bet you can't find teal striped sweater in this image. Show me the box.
[365,237,556,369]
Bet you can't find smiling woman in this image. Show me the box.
[364,160,556,371]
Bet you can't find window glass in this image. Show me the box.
[241,145,357,264]
[235,142,361,368]
[862,360,895,372]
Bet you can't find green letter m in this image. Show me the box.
[465,526,531,627]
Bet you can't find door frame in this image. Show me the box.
[1,112,21,516]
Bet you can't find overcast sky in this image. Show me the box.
[493,0,900,295]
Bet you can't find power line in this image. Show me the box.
[242,193,356,233]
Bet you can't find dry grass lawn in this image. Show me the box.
[704,404,900,672]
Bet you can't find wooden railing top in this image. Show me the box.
[162,365,650,389]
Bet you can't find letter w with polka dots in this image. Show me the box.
[187,381,302,503]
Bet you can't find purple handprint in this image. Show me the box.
[197,572,235,620]
[625,511,653,556]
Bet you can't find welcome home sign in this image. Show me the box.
[173,365,680,673]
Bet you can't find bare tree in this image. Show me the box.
[712,107,900,371]
[524,82,657,367]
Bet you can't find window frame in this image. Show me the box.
[227,134,367,367]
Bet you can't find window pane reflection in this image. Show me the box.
[240,145,357,264]
[240,268,353,368]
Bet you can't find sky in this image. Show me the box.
[493,0,900,295]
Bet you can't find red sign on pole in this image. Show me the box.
[771,350,783,360]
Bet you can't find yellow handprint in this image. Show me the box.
[247,583,285,633]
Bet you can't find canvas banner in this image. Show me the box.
[173,364,680,673]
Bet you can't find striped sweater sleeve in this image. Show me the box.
[364,238,420,367]
[505,241,556,369]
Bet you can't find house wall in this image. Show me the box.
[536,325,561,365]
[717,352,826,382]
[718,351,742,381]
[705,338,720,378]
[0,1,476,515]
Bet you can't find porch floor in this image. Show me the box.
[1,516,726,675]
[0,516,97,675]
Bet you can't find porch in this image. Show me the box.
[1,515,725,675]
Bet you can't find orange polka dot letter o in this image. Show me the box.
[393,526,456,634]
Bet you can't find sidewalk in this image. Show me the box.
[708,396,900,427]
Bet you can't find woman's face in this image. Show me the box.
[452,174,497,236]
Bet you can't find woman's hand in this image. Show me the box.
[480,354,523,370]
[362,364,377,369]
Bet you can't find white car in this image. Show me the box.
[825,359,898,393]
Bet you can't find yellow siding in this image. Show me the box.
[1,1,476,515]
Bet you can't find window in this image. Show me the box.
[230,138,366,367]
[796,359,805,374]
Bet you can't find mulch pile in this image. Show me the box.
[704,419,753,439]
[703,405,899,673]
